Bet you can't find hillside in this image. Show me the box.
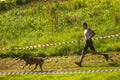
[0,0,120,56]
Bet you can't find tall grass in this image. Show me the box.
[0,0,120,56]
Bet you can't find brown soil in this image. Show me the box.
[0,52,120,72]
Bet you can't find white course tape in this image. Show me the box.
[0,33,120,51]
[0,69,120,75]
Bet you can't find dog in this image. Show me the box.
[18,54,48,71]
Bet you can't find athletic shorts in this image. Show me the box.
[83,39,95,51]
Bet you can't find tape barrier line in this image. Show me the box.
[0,69,120,75]
[93,34,120,40]
[0,33,120,51]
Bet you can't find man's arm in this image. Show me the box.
[88,28,95,39]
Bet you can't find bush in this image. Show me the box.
[73,0,87,10]
[0,0,38,11]
[0,1,10,10]
[15,0,28,5]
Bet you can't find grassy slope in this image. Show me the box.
[0,0,120,56]
[0,1,120,80]
[0,72,120,80]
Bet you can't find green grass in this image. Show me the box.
[0,0,120,56]
[0,72,120,80]
[0,1,120,79]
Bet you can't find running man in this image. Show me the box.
[75,22,109,67]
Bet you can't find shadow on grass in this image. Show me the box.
[81,62,120,67]
[107,62,120,67]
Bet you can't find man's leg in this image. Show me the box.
[75,50,86,67]
[92,50,109,61]
[79,50,86,66]
[89,39,109,61]
[75,40,88,67]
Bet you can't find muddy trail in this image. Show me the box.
[0,52,120,72]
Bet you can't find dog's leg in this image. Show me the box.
[32,64,38,71]
[28,64,32,69]
[22,63,28,69]
[39,64,42,72]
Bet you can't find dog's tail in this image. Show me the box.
[16,57,20,60]
[43,56,48,60]
[16,54,24,60]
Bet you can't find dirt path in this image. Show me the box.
[0,52,120,72]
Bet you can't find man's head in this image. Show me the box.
[82,22,88,29]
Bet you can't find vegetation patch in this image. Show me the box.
[0,0,120,57]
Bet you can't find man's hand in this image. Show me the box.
[80,35,84,38]
[88,36,91,40]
